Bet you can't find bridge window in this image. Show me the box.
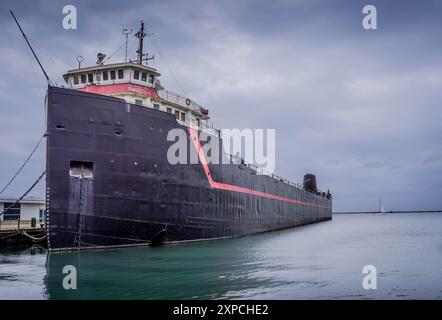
[181,112,186,122]
[196,118,200,127]
[134,70,139,80]
[87,73,93,83]
[141,72,147,82]
[96,73,101,82]
[167,107,172,113]
[135,99,143,105]
[149,75,154,84]
[153,104,160,110]
[174,110,179,120]
[110,70,116,80]
[73,75,79,85]
[3,203,20,221]
[118,69,124,79]
[103,71,108,81]
[80,74,86,83]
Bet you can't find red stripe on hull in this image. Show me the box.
[188,128,330,209]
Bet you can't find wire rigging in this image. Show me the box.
[104,35,137,63]
[0,133,46,196]
[10,10,51,85]
[0,171,46,218]
[148,36,188,97]
[127,35,138,57]
[27,35,70,69]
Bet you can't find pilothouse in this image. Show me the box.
[63,21,209,130]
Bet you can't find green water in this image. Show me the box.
[1,213,442,299]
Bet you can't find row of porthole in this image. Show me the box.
[110,189,303,213]
[55,123,167,136]
[115,126,168,136]
[108,161,204,174]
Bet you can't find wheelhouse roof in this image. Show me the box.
[64,62,161,80]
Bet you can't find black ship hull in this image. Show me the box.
[45,86,331,250]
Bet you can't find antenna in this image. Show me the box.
[122,28,133,62]
[76,55,84,69]
[135,21,154,65]
[10,10,50,85]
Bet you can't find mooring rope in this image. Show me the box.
[0,171,46,218]
[0,133,45,196]
[0,231,46,242]
[21,231,47,242]
[0,232,20,240]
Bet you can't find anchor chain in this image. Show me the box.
[77,175,86,248]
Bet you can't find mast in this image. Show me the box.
[135,21,146,64]
[134,21,154,65]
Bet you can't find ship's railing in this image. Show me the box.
[176,119,221,136]
[173,121,328,197]
[225,153,306,190]
[173,117,328,197]
[158,89,206,112]
[224,154,329,197]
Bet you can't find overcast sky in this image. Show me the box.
[1,0,441,212]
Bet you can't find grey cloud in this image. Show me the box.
[0,0,441,211]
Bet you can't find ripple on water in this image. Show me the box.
[0,213,441,299]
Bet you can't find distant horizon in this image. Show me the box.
[333,209,442,214]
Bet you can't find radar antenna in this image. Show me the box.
[96,53,106,65]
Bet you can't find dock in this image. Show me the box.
[0,219,46,246]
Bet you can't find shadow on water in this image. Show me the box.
[0,243,46,254]
[44,232,287,300]
[0,244,47,299]
[2,213,442,299]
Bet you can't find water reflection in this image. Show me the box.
[2,213,442,299]
[0,245,47,299]
[45,233,291,299]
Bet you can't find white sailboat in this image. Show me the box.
[377,199,386,214]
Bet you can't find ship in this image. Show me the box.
[45,22,332,250]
